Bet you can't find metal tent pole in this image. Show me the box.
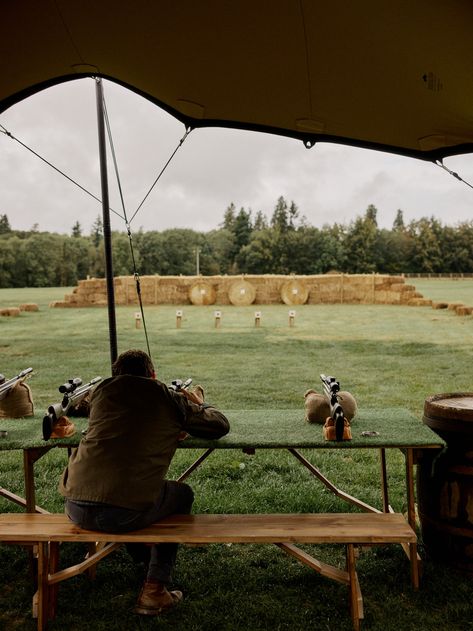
[95,78,118,367]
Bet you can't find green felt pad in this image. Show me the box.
[0,408,444,452]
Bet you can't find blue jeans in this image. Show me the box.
[65,480,194,584]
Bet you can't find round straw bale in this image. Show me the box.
[280,279,309,305]
[189,281,216,305]
[228,279,256,306]
[432,302,449,309]
[19,303,39,312]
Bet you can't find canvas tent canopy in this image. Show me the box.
[2,0,473,161]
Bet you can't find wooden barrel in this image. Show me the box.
[417,393,473,575]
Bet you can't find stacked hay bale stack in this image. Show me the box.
[52,273,426,307]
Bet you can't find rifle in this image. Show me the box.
[0,367,33,401]
[43,376,102,440]
[169,378,192,392]
[320,374,345,441]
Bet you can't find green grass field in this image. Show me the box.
[413,277,473,305]
[1,281,473,630]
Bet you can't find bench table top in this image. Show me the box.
[0,408,444,451]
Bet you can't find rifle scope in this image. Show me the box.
[59,377,82,394]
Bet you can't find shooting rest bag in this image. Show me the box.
[0,381,34,418]
[323,417,353,441]
[50,416,76,439]
[304,389,358,424]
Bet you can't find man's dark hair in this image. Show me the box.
[112,349,155,378]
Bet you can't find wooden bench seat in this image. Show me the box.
[0,512,417,631]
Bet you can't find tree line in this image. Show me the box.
[1,198,473,288]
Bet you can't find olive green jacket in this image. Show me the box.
[59,375,230,510]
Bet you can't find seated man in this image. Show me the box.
[59,349,230,615]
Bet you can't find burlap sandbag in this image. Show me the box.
[0,381,34,418]
[304,389,357,424]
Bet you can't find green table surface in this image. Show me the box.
[0,409,444,451]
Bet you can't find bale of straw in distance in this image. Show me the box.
[228,279,256,305]
[189,281,216,305]
[0,307,21,316]
[432,301,449,309]
[456,306,473,316]
[18,303,39,312]
[448,301,464,310]
[280,279,309,305]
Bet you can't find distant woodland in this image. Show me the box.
[1,198,473,288]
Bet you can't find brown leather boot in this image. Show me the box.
[134,581,183,615]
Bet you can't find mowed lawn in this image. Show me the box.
[0,281,473,631]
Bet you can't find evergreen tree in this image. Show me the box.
[271,196,289,233]
[344,205,379,273]
[0,214,11,234]
[221,203,236,231]
[71,220,82,238]
[253,210,268,231]
[91,215,103,246]
[393,209,405,232]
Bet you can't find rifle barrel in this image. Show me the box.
[0,367,33,397]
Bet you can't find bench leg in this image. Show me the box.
[37,542,49,631]
[48,543,59,620]
[409,542,420,590]
[346,544,363,631]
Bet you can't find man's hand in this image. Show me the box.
[181,385,205,405]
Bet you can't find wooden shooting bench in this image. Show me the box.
[0,511,417,631]
[0,408,443,629]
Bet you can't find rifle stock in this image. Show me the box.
[320,374,345,441]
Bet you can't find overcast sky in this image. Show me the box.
[1,78,472,236]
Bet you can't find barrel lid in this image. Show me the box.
[424,393,473,420]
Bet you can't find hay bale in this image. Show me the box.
[456,306,473,316]
[0,307,21,316]
[49,301,68,308]
[407,298,432,307]
[189,281,216,305]
[228,279,256,305]
[18,303,39,312]
[432,301,449,309]
[448,301,464,310]
[280,279,309,305]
